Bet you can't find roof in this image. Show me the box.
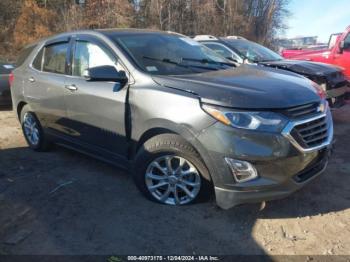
[193,35,247,42]
[96,28,179,37]
[193,35,218,41]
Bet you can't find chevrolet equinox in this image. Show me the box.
[10,29,334,209]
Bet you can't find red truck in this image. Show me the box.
[282,26,350,80]
[281,44,329,59]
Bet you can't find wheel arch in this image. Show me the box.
[130,121,213,183]
[16,101,28,120]
[134,127,176,155]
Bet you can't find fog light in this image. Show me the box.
[225,158,258,183]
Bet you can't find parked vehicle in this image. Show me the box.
[281,45,329,59]
[194,35,349,107]
[0,62,15,107]
[11,29,333,209]
[281,27,350,80]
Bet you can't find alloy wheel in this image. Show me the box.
[23,112,40,146]
[145,155,201,205]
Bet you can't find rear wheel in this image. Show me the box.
[134,134,212,206]
[20,105,51,151]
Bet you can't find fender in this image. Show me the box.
[129,118,217,183]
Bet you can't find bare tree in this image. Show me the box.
[0,0,290,60]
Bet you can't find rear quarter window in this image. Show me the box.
[32,48,44,71]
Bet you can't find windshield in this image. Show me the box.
[113,34,234,75]
[224,39,283,63]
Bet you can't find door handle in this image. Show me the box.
[65,84,78,92]
[28,77,35,83]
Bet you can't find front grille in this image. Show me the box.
[293,149,329,183]
[291,116,328,148]
[282,102,319,119]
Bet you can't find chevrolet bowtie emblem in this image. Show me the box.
[317,103,325,113]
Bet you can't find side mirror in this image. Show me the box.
[83,65,128,84]
[339,40,345,53]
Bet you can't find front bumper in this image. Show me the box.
[214,147,331,209]
[196,109,333,209]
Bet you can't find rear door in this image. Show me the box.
[63,35,129,157]
[25,38,70,134]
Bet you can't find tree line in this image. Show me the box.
[0,0,290,61]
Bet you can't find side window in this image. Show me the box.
[43,43,68,74]
[344,34,350,50]
[73,41,121,77]
[32,48,44,71]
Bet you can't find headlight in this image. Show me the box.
[202,104,288,132]
[310,81,326,99]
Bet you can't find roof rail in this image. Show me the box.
[193,35,218,41]
[167,31,187,37]
[225,35,246,40]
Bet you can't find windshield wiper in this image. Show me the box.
[143,56,180,65]
[142,56,219,71]
[181,58,236,67]
[258,59,283,63]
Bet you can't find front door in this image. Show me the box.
[63,37,129,157]
[334,33,350,78]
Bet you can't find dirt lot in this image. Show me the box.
[0,105,349,256]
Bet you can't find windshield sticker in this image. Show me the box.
[180,37,200,46]
[146,66,158,72]
[3,65,14,69]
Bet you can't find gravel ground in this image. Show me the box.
[0,105,349,256]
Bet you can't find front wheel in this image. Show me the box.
[134,134,212,206]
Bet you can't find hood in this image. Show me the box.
[152,65,321,109]
[259,59,340,77]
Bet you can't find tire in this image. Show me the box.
[20,105,51,151]
[133,134,212,206]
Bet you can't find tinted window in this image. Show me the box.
[17,45,36,67]
[43,43,68,74]
[114,34,233,75]
[32,48,44,71]
[73,41,118,77]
